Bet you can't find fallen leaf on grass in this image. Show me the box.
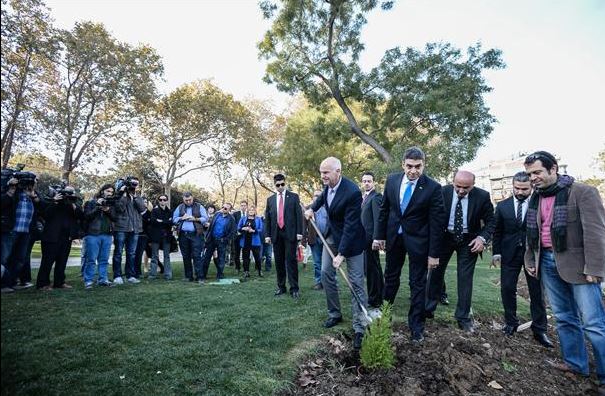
[156,371,161,374]
[488,380,503,390]
[119,375,125,380]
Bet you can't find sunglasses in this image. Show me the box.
[275,182,285,187]
[222,207,229,210]
[158,198,167,201]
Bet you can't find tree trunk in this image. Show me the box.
[61,168,71,183]
[250,172,258,207]
[165,183,172,208]
[1,126,14,169]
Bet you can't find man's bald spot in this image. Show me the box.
[454,170,475,184]
[321,157,342,171]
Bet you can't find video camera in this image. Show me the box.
[0,164,37,194]
[97,196,118,207]
[47,181,78,201]
[115,176,140,195]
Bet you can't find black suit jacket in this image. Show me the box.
[264,190,303,243]
[376,173,445,258]
[311,177,365,257]
[41,200,84,242]
[361,190,382,245]
[442,184,495,242]
[492,196,525,265]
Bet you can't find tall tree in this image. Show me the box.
[140,80,252,206]
[258,0,504,171]
[1,0,58,168]
[41,21,163,182]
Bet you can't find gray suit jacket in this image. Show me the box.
[525,182,605,283]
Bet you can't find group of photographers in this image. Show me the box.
[0,169,160,292]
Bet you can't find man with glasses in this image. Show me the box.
[523,151,605,391]
[172,192,208,283]
[200,204,236,282]
[264,174,303,298]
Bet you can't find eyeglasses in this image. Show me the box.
[275,182,285,187]
[222,207,228,210]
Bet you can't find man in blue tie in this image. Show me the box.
[374,147,446,343]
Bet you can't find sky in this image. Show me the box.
[45,0,605,181]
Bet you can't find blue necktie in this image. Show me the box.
[400,181,413,215]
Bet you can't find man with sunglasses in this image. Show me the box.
[523,151,605,390]
[264,174,303,298]
[200,204,236,282]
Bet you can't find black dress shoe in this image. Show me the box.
[291,291,300,299]
[324,316,343,328]
[425,311,434,319]
[502,324,517,336]
[411,332,425,344]
[274,289,287,296]
[533,332,554,348]
[458,322,475,334]
[440,296,450,305]
[353,332,364,350]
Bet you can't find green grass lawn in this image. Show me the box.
[1,252,530,395]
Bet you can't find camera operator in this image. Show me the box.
[1,175,42,293]
[82,184,115,288]
[36,185,83,290]
[111,176,147,285]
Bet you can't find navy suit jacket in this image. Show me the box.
[311,176,365,258]
[376,173,445,258]
[442,184,495,243]
[492,196,525,266]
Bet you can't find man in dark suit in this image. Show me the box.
[374,147,446,343]
[305,157,367,350]
[491,171,551,347]
[231,200,247,273]
[264,174,303,298]
[360,171,383,317]
[425,170,495,333]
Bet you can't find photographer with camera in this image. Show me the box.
[36,184,83,290]
[172,192,208,283]
[1,170,41,293]
[111,176,147,285]
[81,184,116,289]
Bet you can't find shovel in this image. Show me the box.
[306,216,372,324]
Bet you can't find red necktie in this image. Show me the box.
[277,193,285,228]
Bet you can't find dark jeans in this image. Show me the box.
[262,242,272,271]
[383,234,427,337]
[242,245,262,273]
[1,231,30,288]
[201,237,228,279]
[134,234,150,278]
[426,233,478,326]
[364,241,384,308]
[19,236,36,284]
[273,228,299,293]
[112,231,139,279]
[179,231,204,280]
[501,245,547,333]
[37,238,71,288]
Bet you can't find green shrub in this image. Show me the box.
[360,302,395,369]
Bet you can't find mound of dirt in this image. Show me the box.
[286,320,600,395]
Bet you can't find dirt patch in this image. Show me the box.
[284,320,600,395]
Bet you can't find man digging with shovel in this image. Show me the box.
[305,157,369,350]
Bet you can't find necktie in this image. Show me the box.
[400,181,413,215]
[277,193,284,228]
[516,200,523,226]
[454,197,464,244]
[361,193,368,207]
[328,189,335,207]
[516,200,524,246]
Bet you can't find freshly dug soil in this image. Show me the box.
[286,320,600,395]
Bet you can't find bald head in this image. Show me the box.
[453,170,475,199]
[320,157,342,188]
